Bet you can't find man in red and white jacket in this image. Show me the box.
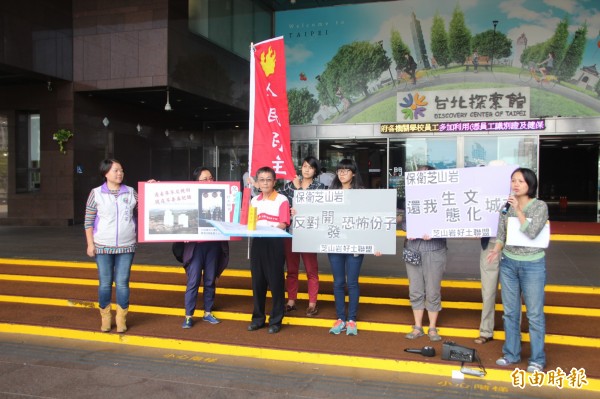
[247,166,290,334]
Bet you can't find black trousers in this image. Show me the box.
[250,237,285,327]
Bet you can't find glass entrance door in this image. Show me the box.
[216,145,248,185]
[319,139,387,188]
[539,135,600,222]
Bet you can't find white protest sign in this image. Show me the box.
[404,166,516,239]
[291,189,397,254]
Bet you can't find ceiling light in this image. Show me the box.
[102,117,110,128]
[165,89,172,111]
[331,144,345,149]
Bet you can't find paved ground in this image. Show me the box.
[4,332,590,399]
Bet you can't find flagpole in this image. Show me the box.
[247,41,255,260]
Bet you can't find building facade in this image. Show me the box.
[0,0,269,225]
[1,0,599,226]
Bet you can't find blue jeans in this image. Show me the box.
[96,252,134,309]
[499,255,546,367]
[328,253,364,321]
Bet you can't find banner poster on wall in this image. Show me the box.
[137,181,240,243]
[404,165,517,239]
[291,189,397,254]
[275,1,600,125]
[249,36,296,179]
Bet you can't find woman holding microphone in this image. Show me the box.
[487,168,549,373]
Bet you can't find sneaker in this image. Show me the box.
[182,316,193,329]
[527,362,544,373]
[329,319,346,335]
[202,313,221,324]
[305,305,319,317]
[496,357,517,366]
[346,320,358,336]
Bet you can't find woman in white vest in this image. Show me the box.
[84,159,137,333]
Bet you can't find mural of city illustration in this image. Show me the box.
[276,0,600,125]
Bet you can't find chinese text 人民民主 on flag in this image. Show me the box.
[249,36,296,179]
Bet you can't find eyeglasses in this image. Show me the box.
[337,169,352,175]
[258,178,274,183]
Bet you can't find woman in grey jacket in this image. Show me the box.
[85,159,137,333]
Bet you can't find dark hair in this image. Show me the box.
[330,158,363,189]
[99,159,121,181]
[302,156,321,178]
[255,166,276,181]
[417,164,435,171]
[512,167,538,198]
[192,166,214,181]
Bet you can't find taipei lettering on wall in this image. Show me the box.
[397,87,530,123]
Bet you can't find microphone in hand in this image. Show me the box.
[501,192,515,215]
[404,346,436,357]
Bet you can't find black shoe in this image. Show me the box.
[247,323,265,331]
[285,304,297,313]
[268,324,281,334]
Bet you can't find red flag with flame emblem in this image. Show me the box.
[249,37,296,179]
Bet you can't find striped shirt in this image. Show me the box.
[399,219,447,252]
[85,184,138,254]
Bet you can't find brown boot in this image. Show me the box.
[116,305,128,333]
[99,305,112,332]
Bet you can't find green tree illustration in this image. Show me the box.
[521,16,570,70]
[390,29,411,71]
[546,15,570,66]
[288,88,320,125]
[430,12,450,68]
[318,41,391,104]
[448,5,472,64]
[521,42,547,67]
[471,30,512,59]
[557,24,587,81]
